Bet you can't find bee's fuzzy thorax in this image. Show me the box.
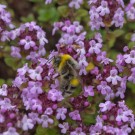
[58,54,71,72]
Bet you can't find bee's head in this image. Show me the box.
[53,56,62,68]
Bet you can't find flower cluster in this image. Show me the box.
[0,4,14,42]
[90,101,135,134]
[9,22,48,61]
[88,0,125,30]
[6,20,135,134]
[126,0,135,20]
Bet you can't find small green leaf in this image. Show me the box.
[128,42,135,49]
[29,0,43,2]
[0,79,5,86]
[38,7,59,22]
[36,125,59,135]
[125,33,132,40]
[4,57,22,70]
[82,113,96,125]
[75,9,88,21]
[21,14,35,22]
[57,6,69,17]
[113,30,125,38]
[127,82,135,94]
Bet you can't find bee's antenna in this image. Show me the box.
[44,56,54,65]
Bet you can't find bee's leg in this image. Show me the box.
[63,84,74,97]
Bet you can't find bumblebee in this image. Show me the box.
[53,54,80,97]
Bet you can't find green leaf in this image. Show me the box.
[21,14,35,22]
[113,30,125,38]
[127,82,135,94]
[82,113,96,125]
[29,0,43,2]
[109,50,119,60]
[4,57,22,70]
[0,79,5,86]
[57,6,69,17]
[36,125,59,135]
[128,42,135,49]
[125,33,132,40]
[38,7,59,22]
[75,9,88,21]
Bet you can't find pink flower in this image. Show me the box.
[69,110,81,121]
[70,127,86,135]
[21,115,34,131]
[40,115,53,128]
[106,69,121,85]
[28,66,43,81]
[59,122,69,134]
[56,107,67,120]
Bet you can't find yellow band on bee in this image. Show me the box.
[70,78,79,87]
[58,54,71,72]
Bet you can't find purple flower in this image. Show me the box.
[97,51,106,61]
[97,81,112,95]
[28,66,43,81]
[69,0,83,9]
[99,101,115,112]
[128,67,135,83]
[131,33,135,41]
[37,30,48,46]
[52,22,63,35]
[3,127,19,135]
[126,6,135,20]
[95,115,103,129]
[0,98,16,111]
[28,81,43,94]
[19,36,36,50]
[21,115,34,131]
[101,57,113,65]
[111,8,124,28]
[83,85,94,97]
[17,63,28,76]
[69,110,81,121]
[0,113,5,123]
[59,122,69,134]
[88,40,102,54]
[116,54,125,72]
[88,0,98,5]
[116,87,125,99]
[47,89,64,102]
[89,8,104,30]
[0,84,8,96]
[89,6,99,20]
[124,50,135,64]
[13,75,27,88]
[11,46,22,58]
[45,0,52,4]
[26,52,40,62]
[96,1,110,16]
[95,33,103,43]
[56,107,67,120]
[78,54,88,75]
[44,107,53,115]
[31,99,42,112]
[40,114,53,128]
[116,109,130,122]
[106,69,121,85]
[28,112,39,124]
[70,127,86,135]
